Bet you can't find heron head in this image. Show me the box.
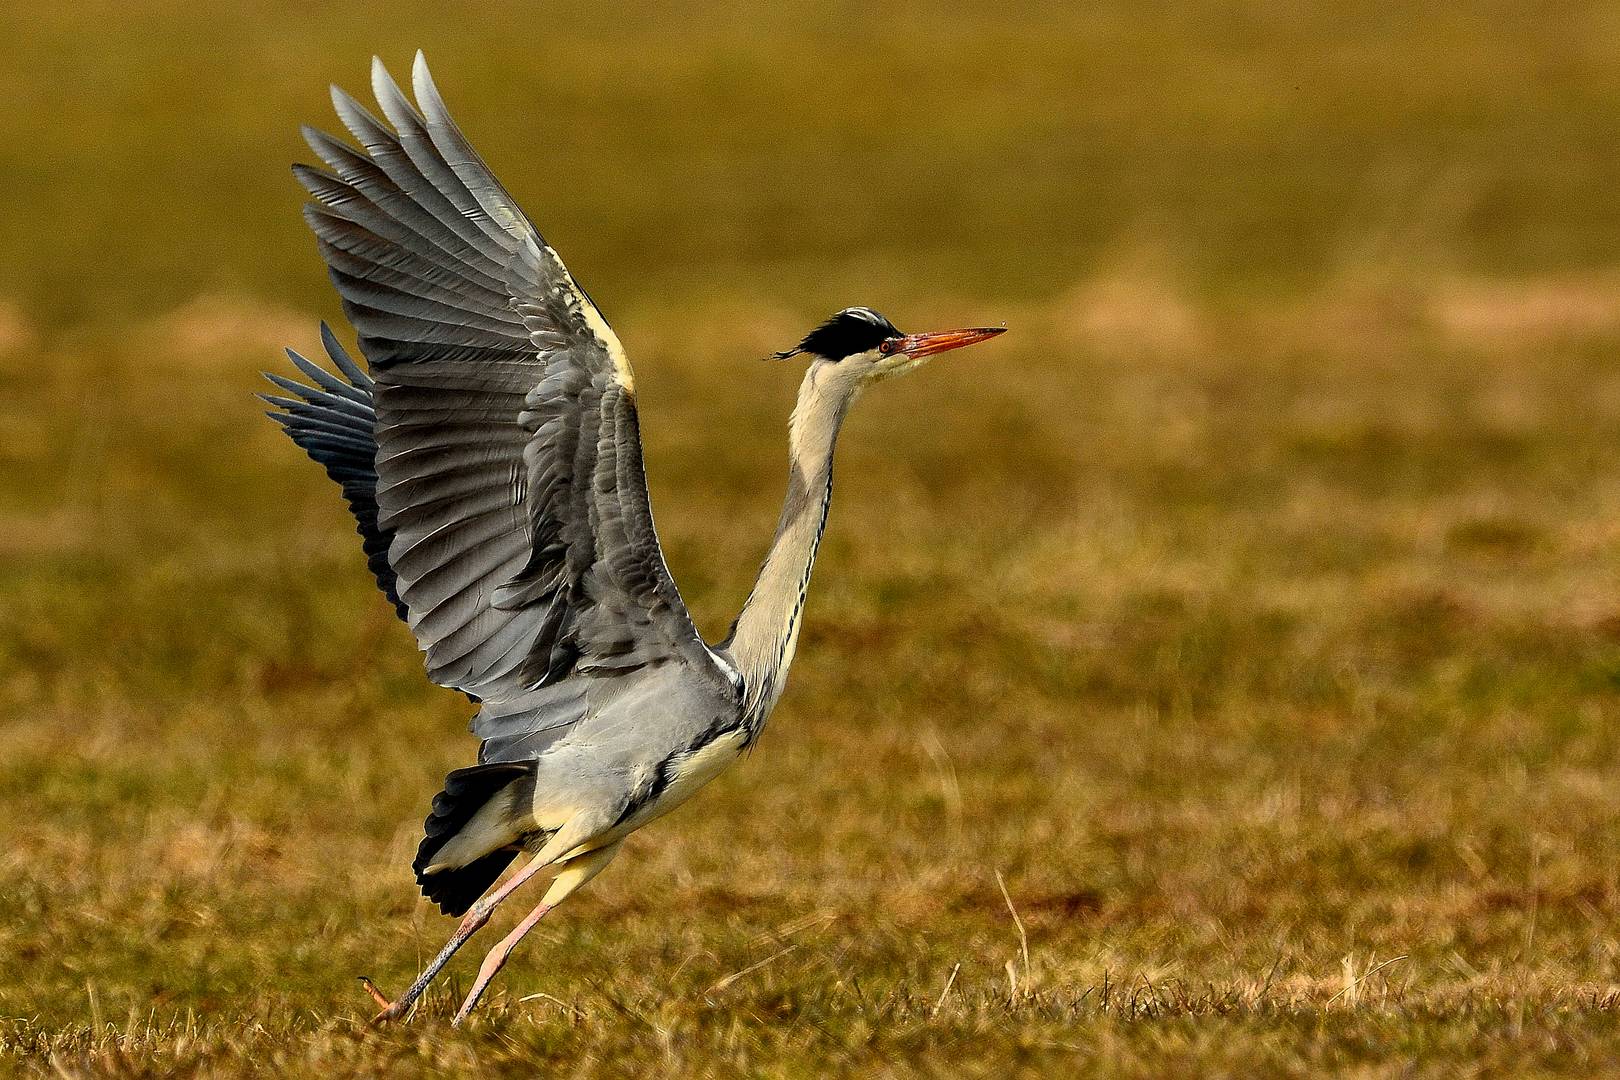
[773,307,1006,382]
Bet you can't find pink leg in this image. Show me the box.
[365,852,555,1022]
[450,841,621,1026]
[451,898,553,1025]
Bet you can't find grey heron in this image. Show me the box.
[262,52,1006,1025]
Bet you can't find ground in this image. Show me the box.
[5,2,1620,1076]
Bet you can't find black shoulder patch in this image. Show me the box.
[775,307,901,360]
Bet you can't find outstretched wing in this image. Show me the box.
[261,325,407,623]
[294,53,727,753]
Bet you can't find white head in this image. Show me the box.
[773,307,1007,384]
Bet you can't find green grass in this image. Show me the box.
[7,2,1620,1076]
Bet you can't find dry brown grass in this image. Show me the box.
[6,281,1620,1076]
[9,1,1620,1074]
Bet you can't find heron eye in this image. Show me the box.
[879,339,896,354]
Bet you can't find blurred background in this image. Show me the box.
[7,1,1620,1073]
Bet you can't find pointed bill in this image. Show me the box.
[892,326,1007,358]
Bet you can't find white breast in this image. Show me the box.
[654,728,749,818]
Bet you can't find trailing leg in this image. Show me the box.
[365,814,608,1022]
[364,852,554,1022]
[452,841,622,1025]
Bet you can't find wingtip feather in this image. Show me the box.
[262,372,310,397]
[412,60,454,132]
[320,322,372,386]
[371,55,421,127]
[331,81,393,145]
[411,50,436,103]
[287,348,346,392]
[290,161,341,196]
[301,124,346,163]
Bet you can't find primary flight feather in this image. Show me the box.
[264,52,1005,1024]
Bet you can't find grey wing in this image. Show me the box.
[261,324,407,622]
[295,53,731,757]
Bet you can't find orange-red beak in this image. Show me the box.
[890,326,1007,358]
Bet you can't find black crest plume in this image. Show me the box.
[773,307,901,361]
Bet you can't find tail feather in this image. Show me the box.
[418,846,520,918]
[413,761,537,917]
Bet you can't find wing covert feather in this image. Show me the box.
[293,53,728,752]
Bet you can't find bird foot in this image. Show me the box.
[358,976,407,1023]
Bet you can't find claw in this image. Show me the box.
[359,976,402,1022]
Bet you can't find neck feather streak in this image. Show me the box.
[726,363,856,728]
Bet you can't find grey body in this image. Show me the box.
[447,663,745,871]
[270,322,841,890]
[262,53,1002,1023]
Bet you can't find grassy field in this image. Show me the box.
[7,2,1620,1075]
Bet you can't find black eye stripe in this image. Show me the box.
[789,308,903,360]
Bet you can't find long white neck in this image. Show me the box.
[724,360,861,729]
